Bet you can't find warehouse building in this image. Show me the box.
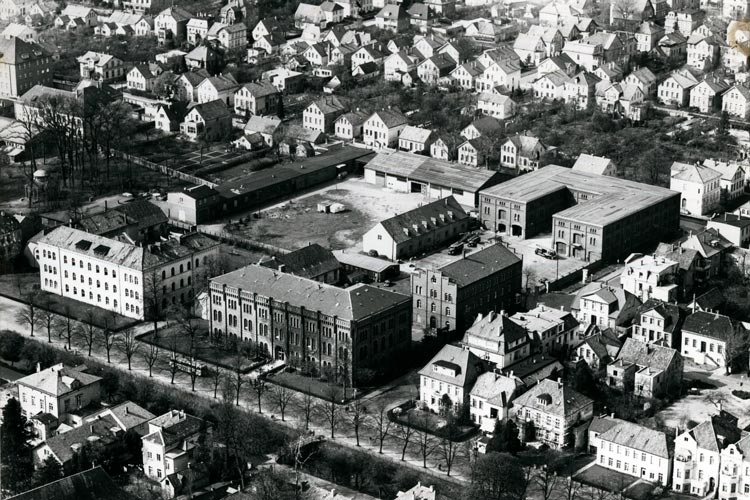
[363,150,509,207]
[479,165,680,262]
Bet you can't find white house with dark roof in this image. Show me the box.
[375,4,408,32]
[658,70,699,107]
[572,281,641,333]
[180,99,232,141]
[511,304,579,356]
[418,344,484,414]
[77,51,124,83]
[462,310,531,368]
[196,75,239,106]
[303,95,348,133]
[469,371,523,432]
[142,410,206,481]
[631,299,684,348]
[362,196,470,260]
[233,81,279,116]
[499,133,548,171]
[723,84,750,120]
[572,329,622,372]
[624,66,658,95]
[673,411,743,496]
[681,311,734,368]
[334,110,368,140]
[670,161,721,215]
[592,416,671,485]
[363,109,408,148]
[512,378,594,449]
[704,159,746,204]
[690,78,730,113]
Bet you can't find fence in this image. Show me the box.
[198,226,290,257]
[112,150,218,189]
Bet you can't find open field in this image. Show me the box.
[228,177,429,252]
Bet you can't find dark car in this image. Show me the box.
[535,247,557,259]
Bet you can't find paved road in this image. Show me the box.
[0,295,472,484]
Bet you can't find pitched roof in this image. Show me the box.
[512,379,593,418]
[0,36,49,65]
[682,311,734,341]
[17,363,101,398]
[686,412,742,452]
[212,265,410,320]
[377,196,468,244]
[615,337,678,372]
[244,115,281,134]
[629,67,657,85]
[418,344,483,387]
[399,125,433,143]
[369,108,408,128]
[597,417,669,457]
[112,199,167,231]
[156,6,192,22]
[577,331,621,360]
[36,225,146,268]
[335,110,369,128]
[634,299,683,334]
[506,133,544,154]
[87,401,155,433]
[470,371,523,407]
[310,95,347,115]
[572,154,614,175]
[439,244,521,288]
[7,467,136,500]
[462,310,528,351]
[41,415,122,465]
[260,243,340,279]
[671,161,722,183]
[188,99,230,121]
[466,116,503,136]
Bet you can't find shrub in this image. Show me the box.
[732,390,750,400]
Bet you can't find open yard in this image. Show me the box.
[228,177,429,252]
[575,464,639,492]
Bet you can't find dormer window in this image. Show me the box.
[537,394,552,406]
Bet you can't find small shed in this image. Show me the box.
[330,202,346,213]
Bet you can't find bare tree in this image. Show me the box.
[168,332,181,384]
[413,414,438,469]
[143,268,165,339]
[724,323,749,374]
[252,379,267,413]
[298,386,315,431]
[187,353,201,392]
[230,348,246,406]
[77,311,99,356]
[118,328,139,371]
[349,393,366,447]
[562,477,584,500]
[396,413,416,461]
[372,402,392,454]
[440,409,463,476]
[270,384,296,421]
[318,385,343,439]
[35,295,55,343]
[15,293,38,337]
[143,342,159,377]
[54,305,75,349]
[102,317,117,364]
[211,368,225,399]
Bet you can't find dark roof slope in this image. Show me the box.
[261,243,340,279]
[378,196,468,244]
[683,311,734,341]
[112,199,167,231]
[439,243,521,287]
[8,467,136,500]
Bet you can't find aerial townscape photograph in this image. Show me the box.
[4,0,750,498]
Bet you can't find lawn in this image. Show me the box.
[266,370,358,403]
[575,465,638,492]
[626,481,658,500]
[0,273,139,331]
[137,322,262,373]
[233,191,373,251]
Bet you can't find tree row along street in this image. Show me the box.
[0,294,474,484]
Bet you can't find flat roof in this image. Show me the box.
[365,150,507,193]
[482,165,679,225]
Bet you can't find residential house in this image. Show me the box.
[563,38,604,72]
[430,137,450,161]
[689,78,729,113]
[407,3,433,32]
[385,51,419,82]
[563,71,600,109]
[180,99,231,141]
[620,254,679,303]
[252,18,282,41]
[16,363,101,423]
[184,45,221,73]
[512,378,594,449]
[722,84,750,120]
[195,75,239,106]
[673,411,743,497]
[654,243,700,300]
[213,22,247,50]
[399,125,434,153]
[262,67,304,93]
[606,338,683,398]
[572,154,616,176]
[462,310,531,368]
[533,70,569,100]
[670,161,722,215]
[174,70,210,102]
[677,228,732,283]
[681,311,734,368]
[657,70,699,106]
[610,0,654,30]
[375,5,408,32]
[469,371,523,432]
[537,54,578,78]
[572,282,641,333]
[418,344,484,414]
[417,53,456,85]
[499,133,547,170]
[362,108,408,148]
[362,196,470,261]
[636,21,665,52]
[142,409,206,481]
[511,304,579,356]
[624,67,658,95]
[233,81,279,117]
[243,115,281,147]
[457,139,483,167]
[706,214,750,248]
[320,1,344,24]
[294,3,325,29]
[351,44,385,70]
[631,299,684,348]
[592,416,671,486]
[723,45,749,73]
[334,110,368,140]
[573,329,622,373]
[478,92,517,119]
[658,31,688,61]
[461,116,503,140]
[687,33,721,70]
[303,96,347,133]
[186,17,212,46]
[2,22,36,42]
[704,159,746,204]
[154,6,192,44]
[475,51,522,91]
[77,52,124,83]
[513,32,548,66]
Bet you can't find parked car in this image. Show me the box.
[448,242,464,255]
[535,247,557,259]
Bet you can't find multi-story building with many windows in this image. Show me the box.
[16,363,102,422]
[478,164,680,262]
[0,36,52,97]
[208,264,412,386]
[33,226,220,320]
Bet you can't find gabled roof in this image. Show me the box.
[671,161,722,183]
[470,371,523,407]
[244,115,281,134]
[725,84,750,100]
[463,310,528,350]
[188,99,230,122]
[506,133,545,154]
[685,411,742,453]
[465,116,503,137]
[514,32,543,52]
[368,108,408,128]
[17,363,100,398]
[634,299,683,334]
[629,66,657,85]
[597,417,669,458]
[0,36,49,65]
[7,467,136,500]
[260,243,340,279]
[377,196,468,244]
[88,401,155,433]
[309,95,347,115]
[615,337,678,372]
[577,330,622,360]
[440,244,521,288]
[399,125,433,143]
[239,81,278,98]
[40,415,122,465]
[682,311,734,341]
[335,109,369,128]
[572,154,614,175]
[156,6,192,22]
[376,4,407,19]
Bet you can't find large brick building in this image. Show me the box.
[479,165,680,262]
[410,243,522,332]
[209,264,412,385]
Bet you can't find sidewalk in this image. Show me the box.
[0,294,470,484]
